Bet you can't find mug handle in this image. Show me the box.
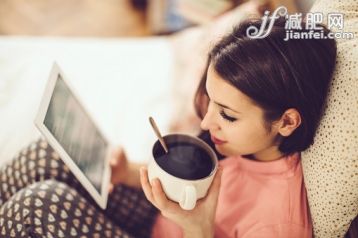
[179,185,197,210]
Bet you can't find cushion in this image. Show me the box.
[301,0,358,237]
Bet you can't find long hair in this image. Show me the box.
[194,17,337,154]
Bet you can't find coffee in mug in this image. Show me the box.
[153,141,214,180]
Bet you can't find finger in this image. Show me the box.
[109,158,118,167]
[151,178,169,210]
[140,167,155,204]
[152,178,181,213]
[110,148,120,166]
[108,183,114,193]
[110,147,125,166]
[204,166,223,203]
[111,147,120,158]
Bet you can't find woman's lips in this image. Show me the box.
[211,135,227,145]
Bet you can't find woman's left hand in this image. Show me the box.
[140,166,223,238]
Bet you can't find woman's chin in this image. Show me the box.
[215,144,231,157]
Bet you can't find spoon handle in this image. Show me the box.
[149,117,169,153]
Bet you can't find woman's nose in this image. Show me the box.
[200,110,219,131]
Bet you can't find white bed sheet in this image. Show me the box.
[0,36,174,166]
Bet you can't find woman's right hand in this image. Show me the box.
[109,147,129,193]
[109,147,143,192]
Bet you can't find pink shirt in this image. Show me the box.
[151,153,312,238]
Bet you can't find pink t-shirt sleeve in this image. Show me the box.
[243,223,312,238]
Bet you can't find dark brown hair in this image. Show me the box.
[194,17,337,154]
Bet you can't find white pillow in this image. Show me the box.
[302,0,358,237]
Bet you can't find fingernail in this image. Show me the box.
[140,167,145,175]
[150,178,157,187]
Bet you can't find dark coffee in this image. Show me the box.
[153,142,214,180]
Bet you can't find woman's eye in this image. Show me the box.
[219,110,237,122]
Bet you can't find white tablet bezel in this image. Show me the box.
[34,63,111,209]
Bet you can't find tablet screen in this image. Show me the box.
[43,75,107,193]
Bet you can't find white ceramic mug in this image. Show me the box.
[147,134,218,210]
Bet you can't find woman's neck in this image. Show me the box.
[246,146,284,162]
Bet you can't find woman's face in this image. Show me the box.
[200,64,281,160]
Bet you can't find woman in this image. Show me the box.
[0,17,336,237]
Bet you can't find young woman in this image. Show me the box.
[0,17,336,238]
[140,17,337,238]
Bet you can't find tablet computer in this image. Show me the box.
[34,63,111,209]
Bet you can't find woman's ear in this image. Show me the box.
[277,108,302,137]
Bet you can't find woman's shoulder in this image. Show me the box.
[218,152,302,178]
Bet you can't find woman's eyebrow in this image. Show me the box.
[206,85,241,113]
[214,101,241,114]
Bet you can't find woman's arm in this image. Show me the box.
[183,225,215,238]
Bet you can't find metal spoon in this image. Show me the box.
[149,117,169,154]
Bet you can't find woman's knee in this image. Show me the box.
[15,138,71,181]
[1,180,130,238]
[0,180,78,237]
